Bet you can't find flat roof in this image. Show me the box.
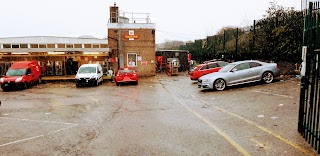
[0,36,108,44]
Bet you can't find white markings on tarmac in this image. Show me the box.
[0,117,78,148]
[166,81,315,156]
[251,90,294,99]
[162,85,251,156]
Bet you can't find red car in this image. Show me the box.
[115,67,138,86]
[189,61,228,80]
[0,61,42,91]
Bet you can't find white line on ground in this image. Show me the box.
[0,117,78,148]
[251,90,294,99]
[0,117,77,125]
[0,124,77,148]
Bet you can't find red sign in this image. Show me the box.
[141,61,147,65]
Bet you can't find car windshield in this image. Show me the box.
[119,69,134,74]
[78,67,96,74]
[218,63,236,72]
[6,69,27,76]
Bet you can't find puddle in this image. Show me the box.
[49,104,91,117]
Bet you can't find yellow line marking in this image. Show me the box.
[172,85,315,156]
[165,86,251,156]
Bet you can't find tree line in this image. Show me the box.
[179,3,304,63]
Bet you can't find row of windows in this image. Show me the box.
[1,44,108,49]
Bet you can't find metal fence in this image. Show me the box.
[298,1,320,153]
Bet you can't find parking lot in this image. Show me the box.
[0,72,317,155]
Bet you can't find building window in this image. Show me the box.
[100,44,108,48]
[57,44,65,48]
[93,44,99,48]
[47,44,55,48]
[31,44,39,48]
[39,44,46,48]
[128,53,137,67]
[74,44,82,48]
[66,44,73,48]
[84,44,92,48]
[3,44,11,48]
[12,44,19,48]
[20,44,28,48]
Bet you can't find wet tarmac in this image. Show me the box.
[0,72,317,155]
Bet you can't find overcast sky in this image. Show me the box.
[0,0,301,43]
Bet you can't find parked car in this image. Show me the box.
[198,60,280,91]
[0,61,42,92]
[189,61,228,80]
[115,67,138,86]
[75,63,103,87]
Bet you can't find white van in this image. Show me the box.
[75,64,103,87]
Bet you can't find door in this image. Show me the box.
[25,68,33,84]
[207,63,219,74]
[228,62,251,84]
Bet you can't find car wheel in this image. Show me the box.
[135,81,138,85]
[116,82,120,86]
[76,83,80,88]
[214,79,226,91]
[262,72,274,84]
[2,88,9,92]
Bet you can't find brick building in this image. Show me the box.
[107,3,156,77]
[0,3,156,77]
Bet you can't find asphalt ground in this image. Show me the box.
[0,72,317,155]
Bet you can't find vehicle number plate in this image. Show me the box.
[4,84,8,86]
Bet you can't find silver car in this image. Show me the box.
[198,60,280,91]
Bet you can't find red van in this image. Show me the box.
[0,61,42,91]
[189,61,228,80]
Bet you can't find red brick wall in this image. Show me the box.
[108,28,156,76]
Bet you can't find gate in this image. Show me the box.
[298,1,320,153]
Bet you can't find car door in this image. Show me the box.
[25,68,33,84]
[208,63,219,74]
[229,62,251,84]
[198,65,209,77]
[249,62,263,81]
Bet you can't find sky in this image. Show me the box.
[0,0,302,44]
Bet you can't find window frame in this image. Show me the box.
[127,53,137,67]
[249,62,262,68]
[208,63,218,69]
[234,63,250,71]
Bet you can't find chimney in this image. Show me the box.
[110,2,119,23]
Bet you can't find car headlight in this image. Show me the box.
[202,79,209,82]
[15,77,23,82]
[0,78,3,83]
[90,75,96,80]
